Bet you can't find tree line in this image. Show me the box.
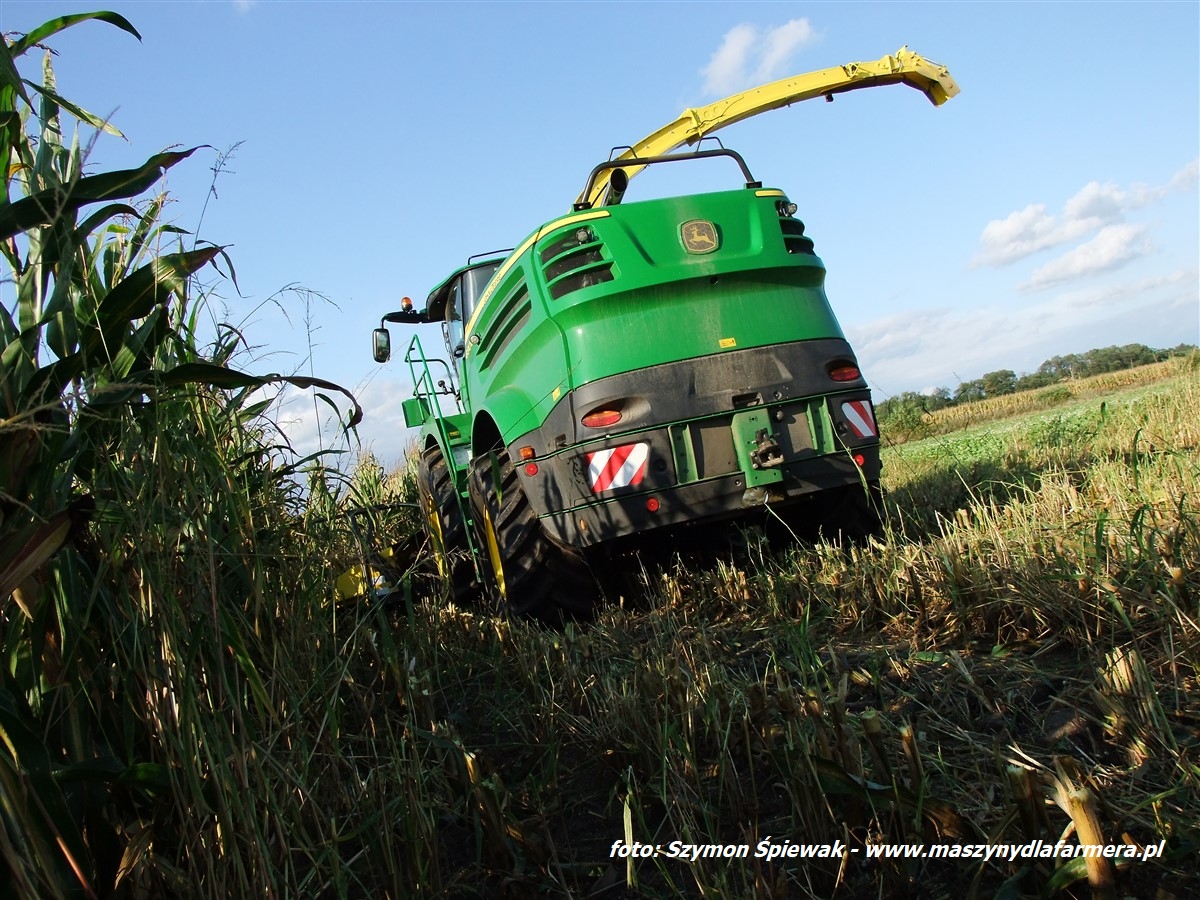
[875,342,1196,427]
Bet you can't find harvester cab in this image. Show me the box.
[374,257,505,382]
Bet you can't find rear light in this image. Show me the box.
[581,408,622,428]
[828,364,861,383]
[518,446,535,460]
[524,463,539,476]
[853,453,866,467]
[646,497,660,513]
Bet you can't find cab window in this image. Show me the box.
[446,261,502,357]
[445,277,465,355]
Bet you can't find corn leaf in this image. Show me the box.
[0,148,202,241]
[23,79,125,137]
[74,202,139,242]
[0,687,95,891]
[155,361,364,428]
[80,246,220,361]
[5,12,141,59]
[0,512,71,612]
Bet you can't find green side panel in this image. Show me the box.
[466,255,571,446]
[669,422,698,484]
[402,397,430,429]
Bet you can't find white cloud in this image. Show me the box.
[1021,223,1153,291]
[233,0,256,13]
[269,374,427,473]
[975,203,1098,267]
[701,20,818,96]
[754,20,817,83]
[973,159,1197,269]
[1169,159,1199,191]
[1055,268,1197,310]
[847,268,1198,394]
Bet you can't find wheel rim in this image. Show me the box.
[481,506,507,600]
[421,491,450,579]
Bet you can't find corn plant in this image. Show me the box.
[0,14,382,897]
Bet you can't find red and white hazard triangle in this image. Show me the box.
[841,400,878,439]
[587,442,649,493]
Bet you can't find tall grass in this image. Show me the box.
[0,16,441,897]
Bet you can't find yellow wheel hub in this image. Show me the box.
[422,494,450,580]
[481,506,507,600]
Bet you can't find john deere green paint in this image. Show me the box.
[374,48,959,619]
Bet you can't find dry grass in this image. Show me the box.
[350,369,1198,898]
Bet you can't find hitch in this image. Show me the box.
[750,427,784,469]
[731,410,785,505]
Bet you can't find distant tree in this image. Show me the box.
[923,386,953,411]
[954,378,986,404]
[1015,371,1054,392]
[981,369,1017,397]
[876,391,929,424]
[876,393,931,441]
[893,342,1195,412]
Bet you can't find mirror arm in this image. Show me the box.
[382,309,429,325]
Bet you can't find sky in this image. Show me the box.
[2,1,1197,469]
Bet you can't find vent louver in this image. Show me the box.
[540,229,615,299]
[780,218,815,255]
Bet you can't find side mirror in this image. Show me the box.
[372,327,391,363]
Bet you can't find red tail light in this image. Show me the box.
[581,408,622,428]
[828,364,861,383]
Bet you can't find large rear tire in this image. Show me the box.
[467,444,597,622]
[768,480,883,547]
[417,446,475,604]
[836,479,884,543]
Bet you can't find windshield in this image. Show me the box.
[461,260,502,319]
[446,260,503,355]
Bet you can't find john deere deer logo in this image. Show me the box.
[681,219,719,254]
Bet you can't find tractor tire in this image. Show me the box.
[467,444,598,623]
[816,480,884,544]
[848,479,884,541]
[417,446,475,604]
[769,480,883,548]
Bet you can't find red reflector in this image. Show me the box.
[646,497,660,512]
[582,409,622,428]
[853,454,866,467]
[524,463,539,476]
[829,365,861,383]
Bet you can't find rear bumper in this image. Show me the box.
[507,340,881,548]
[533,448,878,548]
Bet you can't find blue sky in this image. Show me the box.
[3,1,1197,468]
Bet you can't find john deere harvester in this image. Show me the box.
[373,48,959,619]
